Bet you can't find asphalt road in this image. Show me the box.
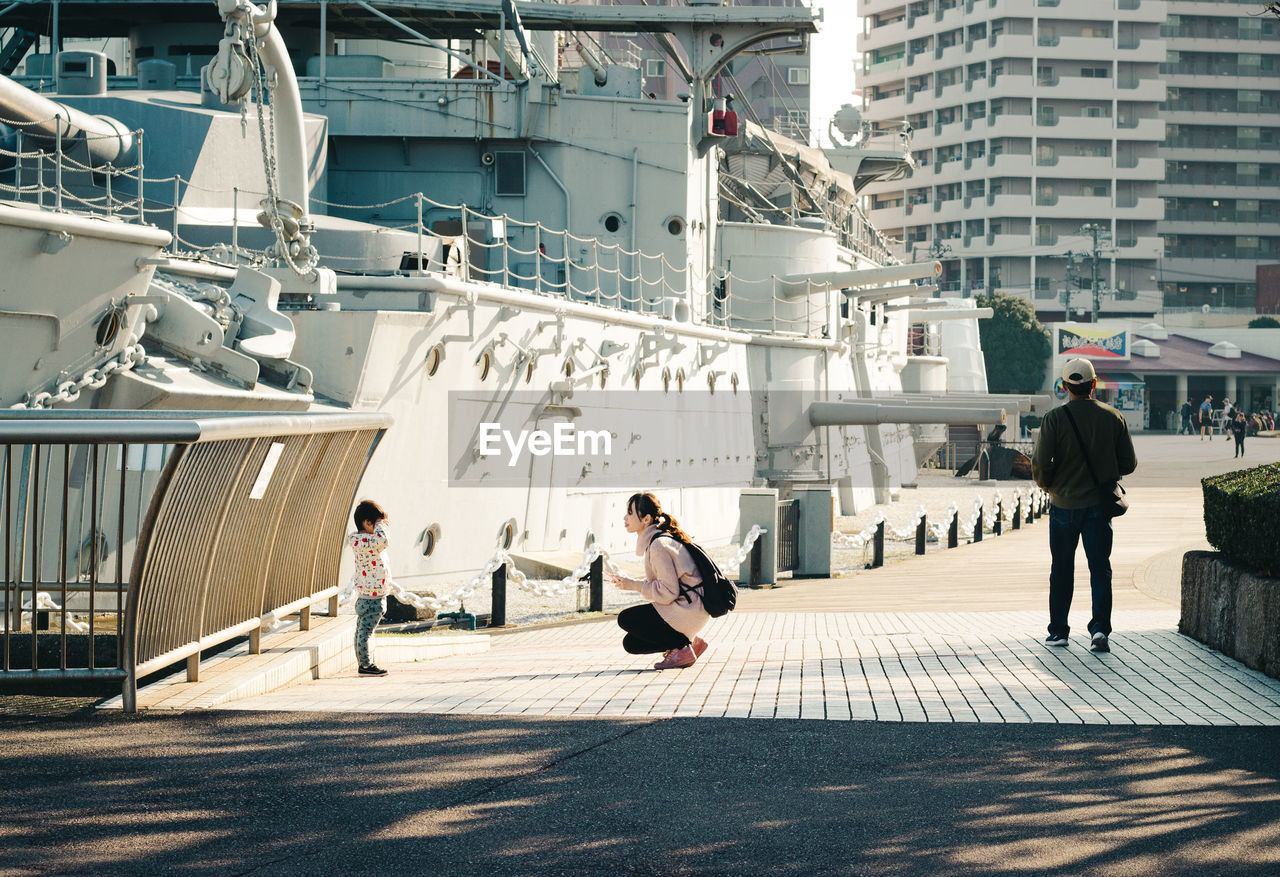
[2,709,1279,876]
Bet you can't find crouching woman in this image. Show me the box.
[608,492,710,670]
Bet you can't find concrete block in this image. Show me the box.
[794,485,833,578]
[738,488,778,586]
[1181,550,1280,680]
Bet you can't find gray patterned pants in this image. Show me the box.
[354,597,385,667]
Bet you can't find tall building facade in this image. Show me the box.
[1159,4,1280,312]
[857,0,1165,320]
[568,0,812,141]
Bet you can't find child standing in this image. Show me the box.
[350,500,392,677]
[1231,412,1248,458]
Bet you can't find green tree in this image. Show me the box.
[1248,316,1280,328]
[974,292,1051,394]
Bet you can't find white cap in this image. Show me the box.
[1061,358,1096,384]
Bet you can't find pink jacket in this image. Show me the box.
[621,524,709,638]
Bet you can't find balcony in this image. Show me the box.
[1037,153,1121,175]
[1114,235,1162,258]
[1114,118,1165,142]
[1037,115,1119,139]
[986,193,1034,214]
[1114,156,1164,180]
[987,33,1035,58]
[932,198,968,223]
[1113,198,1164,221]
[983,114,1035,139]
[1115,38,1167,63]
[864,56,906,83]
[861,18,909,52]
[871,92,909,118]
[986,153,1034,177]
[1115,78,1166,103]
[1035,194,1117,217]
[1035,35,1118,61]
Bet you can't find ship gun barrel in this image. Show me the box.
[779,261,941,300]
[0,73,135,167]
[808,400,1006,427]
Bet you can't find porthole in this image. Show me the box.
[477,351,492,382]
[676,369,685,392]
[426,344,445,377]
[95,309,120,348]
[498,517,518,549]
[662,367,671,393]
[666,216,685,236]
[731,372,740,394]
[603,212,623,234]
[421,523,441,557]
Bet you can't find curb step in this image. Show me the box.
[99,615,490,711]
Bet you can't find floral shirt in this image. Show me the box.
[349,521,393,599]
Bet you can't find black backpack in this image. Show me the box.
[657,534,738,618]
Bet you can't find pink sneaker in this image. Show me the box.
[654,644,697,670]
[691,637,709,658]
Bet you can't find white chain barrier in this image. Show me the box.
[23,592,90,633]
[834,487,1051,551]
[261,526,769,632]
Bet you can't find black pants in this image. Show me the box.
[1235,435,1245,457]
[618,604,689,655]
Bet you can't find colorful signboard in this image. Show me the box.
[1056,324,1129,359]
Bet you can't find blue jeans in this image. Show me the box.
[355,597,385,667]
[1047,505,1113,639]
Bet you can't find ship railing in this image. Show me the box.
[0,118,148,221]
[0,133,844,338]
[0,410,392,712]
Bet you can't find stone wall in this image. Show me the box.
[1181,551,1280,680]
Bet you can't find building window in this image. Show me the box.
[645,58,665,77]
[787,67,810,86]
[1081,66,1110,78]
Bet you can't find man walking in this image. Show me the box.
[1179,399,1193,435]
[1032,359,1138,653]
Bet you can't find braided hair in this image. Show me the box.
[627,492,693,544]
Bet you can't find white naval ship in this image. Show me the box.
[0,0,1009,588]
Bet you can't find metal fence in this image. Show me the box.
[0,410,391,711]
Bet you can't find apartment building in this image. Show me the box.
[570,0,812,140]
[857,0,1166,320]
[1159,3,1280,312]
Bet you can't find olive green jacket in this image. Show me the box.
[1032,398,1138,509]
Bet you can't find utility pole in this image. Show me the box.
[1079,223,1115,323]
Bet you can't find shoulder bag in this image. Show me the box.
[1062,406,1128,518]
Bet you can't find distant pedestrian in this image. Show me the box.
[1179,400,1193,435]
[607,492,710,670]
[1198,396,1214,440]
[1222,398,1235,439]
[349,499,393,677]
[1032,359,1138,654]
[1231,412,1248,458]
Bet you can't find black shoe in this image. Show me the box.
[1044,634,1068,648]
[1090,632,1110,653]
[358,664,388,676]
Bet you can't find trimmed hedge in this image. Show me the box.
[1203,463,1280,577]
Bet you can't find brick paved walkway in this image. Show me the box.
[223,609,1280,725]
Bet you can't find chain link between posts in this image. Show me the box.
[833,487,1050,549]
[8,344,146,410]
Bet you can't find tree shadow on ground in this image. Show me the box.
[1,712,1278,876]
